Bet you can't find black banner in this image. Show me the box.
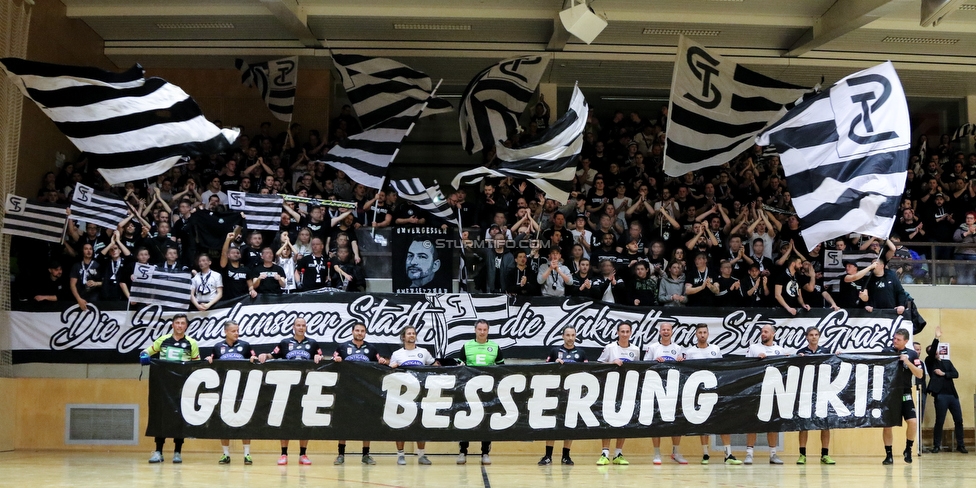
[148,354,904,441]
[392,227,455,294]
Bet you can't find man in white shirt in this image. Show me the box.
[745,324,790,465]
[684,323,742,465]
[201,175,229,206]
[190,254,223,311]
[389,325,438,465]
[643,322,686,465]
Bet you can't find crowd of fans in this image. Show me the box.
[13,104,976,312]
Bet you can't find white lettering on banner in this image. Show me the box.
[682,371,718,424]
[563,372,601,428]
[757,361,871,422]
[265,370,302,427]
[817,363,852,417]
[11,293,912,362]
[455,375,492,430]
[302,372,339,426]
[220,370,263,427]
[180,369,338,428]
[422,375,455,428]
[603,371,639,427]
[182,368,220,426]
[382,373,421,429]
[527,375,561,429]
[491,376,526,430]
[758,366,801,422]
[639,369,680,424]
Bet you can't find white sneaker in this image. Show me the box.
[653,454,662,465]
[671,453,688,464]
[481,454,491,465]
[397,455,406,465]
[769,453,784,465]
[456,453,466,465]
[744,453,754,465]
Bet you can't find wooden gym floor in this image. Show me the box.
[0,450,967,487]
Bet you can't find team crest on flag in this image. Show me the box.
[757,62,910,250]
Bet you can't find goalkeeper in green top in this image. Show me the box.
[140,314,200,464]
[456,319,504,466]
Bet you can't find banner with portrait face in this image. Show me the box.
[391,227,455,294]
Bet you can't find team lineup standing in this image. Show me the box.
[140,317,915,466]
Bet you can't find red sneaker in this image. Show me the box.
[277,455,288,465]
[299,455,312,465]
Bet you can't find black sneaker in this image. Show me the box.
[903,449,912,464]
[957,446,969,454]
[538,456,552,466]
[882,455,893,465]
[561,456,574,465]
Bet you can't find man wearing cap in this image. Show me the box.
[538,247,573,297]
[837,260,876,309]
[29,261,71,304]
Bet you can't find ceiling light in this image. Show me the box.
[643,28,720,36]
[156,22,235,29]
[882,36,959,44]
[393,24,471,31]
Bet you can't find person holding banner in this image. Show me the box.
[457,319,504,465]
[683,323,743,465]
[206,321,257,465]
[140,314,199,464]
[389,325,439,465]
[795,326,836,465]
[596,322,640,466]
[882,328,924,465]
[539,326,586,466]
[643,322,687,465]
[333,322,389,465]
[258,317,324,465]
[745,324,788,465]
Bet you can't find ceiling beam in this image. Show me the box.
[785,0,913,57]
[260,0,323,48]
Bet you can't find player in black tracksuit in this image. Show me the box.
[207,321,256,465]
[259,317,323,465]
[332,322,388,465]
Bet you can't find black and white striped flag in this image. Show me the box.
[0,58,239,185]
[235,56,297,123]
[130,263,192,310]
[664,36,811,176]
[69,183,129,230]
[459,55,549,155]
[452,84,586,203]
[227,191,283,231]
[314,98,431,189]
[331,53,452,131]
[2,194,67,243]
[390,179,458,225]
[757,62,910,251]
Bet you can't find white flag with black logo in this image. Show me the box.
[453,84,586,203]
[757,62,910,251]
[0,58,239,185]
[664,36,811,176]
[69,183,129,230]
[130,263,192,310]
[235,56,298,123]
[2,194,67,243]
[227,191,283,231]
[332,53,452,131]
[389,178,458,225]
[459,55,549,155]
